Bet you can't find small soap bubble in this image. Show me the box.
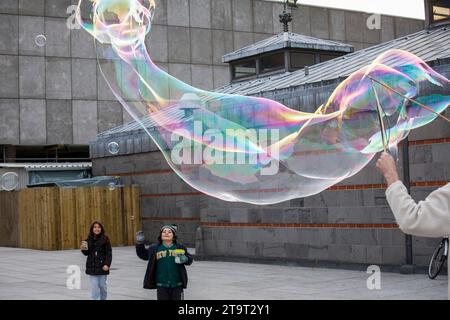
[107,142,120,155]
[1,172,19,191]
[35,34,47,47]
[108,182,116,191]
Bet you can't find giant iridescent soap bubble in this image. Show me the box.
[76,0,450,205]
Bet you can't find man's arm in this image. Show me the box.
[386,181,450,237]
[377,152,450,237]
[375,152,400,187]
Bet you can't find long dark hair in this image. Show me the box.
[157,228,177,244]
[88,220,110,242]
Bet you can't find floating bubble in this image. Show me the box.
[76,0,450,204]
[107,141,120,155]
[34,34,47,47]
[108,182,116,191]
[1,172,19,191]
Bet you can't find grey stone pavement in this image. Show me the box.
[0,246,447,300]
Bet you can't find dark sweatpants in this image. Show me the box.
[157,286,184,300]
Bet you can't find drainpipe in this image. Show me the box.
[401,137,415,274]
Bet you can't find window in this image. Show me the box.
[232,59,256,79]
[10,145,90,163]
[319,53,340,63]
[290,52,315,69]
[431,0,450,23]
[260,52,285,74]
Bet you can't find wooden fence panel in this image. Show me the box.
[60,188,77,249]
[34,188,43,249]
[75,187,91,246]
[124,186,141,245]
[2,186,141,250]
[0,191,19,247]
[18,189,29,248]
[92,187,103,223]
[33,189,40,249]
[123,186,132,245]
[132,186,141,239]
[42,188,52,250]
[105,187,123,246]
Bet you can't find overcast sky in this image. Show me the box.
[273,0,425,19]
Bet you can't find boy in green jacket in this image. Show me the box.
[136,224,193,300]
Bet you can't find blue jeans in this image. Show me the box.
[89,275,107,300]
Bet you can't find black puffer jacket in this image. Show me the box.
[136,243,193,289]
[81,235,112,275]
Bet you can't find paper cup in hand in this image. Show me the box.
[81,240,88,250]
[174,249,185,263]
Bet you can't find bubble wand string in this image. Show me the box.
[367,75,450,124]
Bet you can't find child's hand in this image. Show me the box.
[136,231,145,244]
[102,265,110,271]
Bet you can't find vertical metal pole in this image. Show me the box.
[284,51,290,72]
[402,137,413,266]
[255,58,260,77]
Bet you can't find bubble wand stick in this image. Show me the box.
[371,81,388,153]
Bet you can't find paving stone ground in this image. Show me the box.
[0,246,447,300]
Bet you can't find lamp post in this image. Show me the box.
[279,0,298,33]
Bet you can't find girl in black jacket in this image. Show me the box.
[81,221,112,300]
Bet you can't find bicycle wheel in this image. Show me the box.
[428,240,447,279]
